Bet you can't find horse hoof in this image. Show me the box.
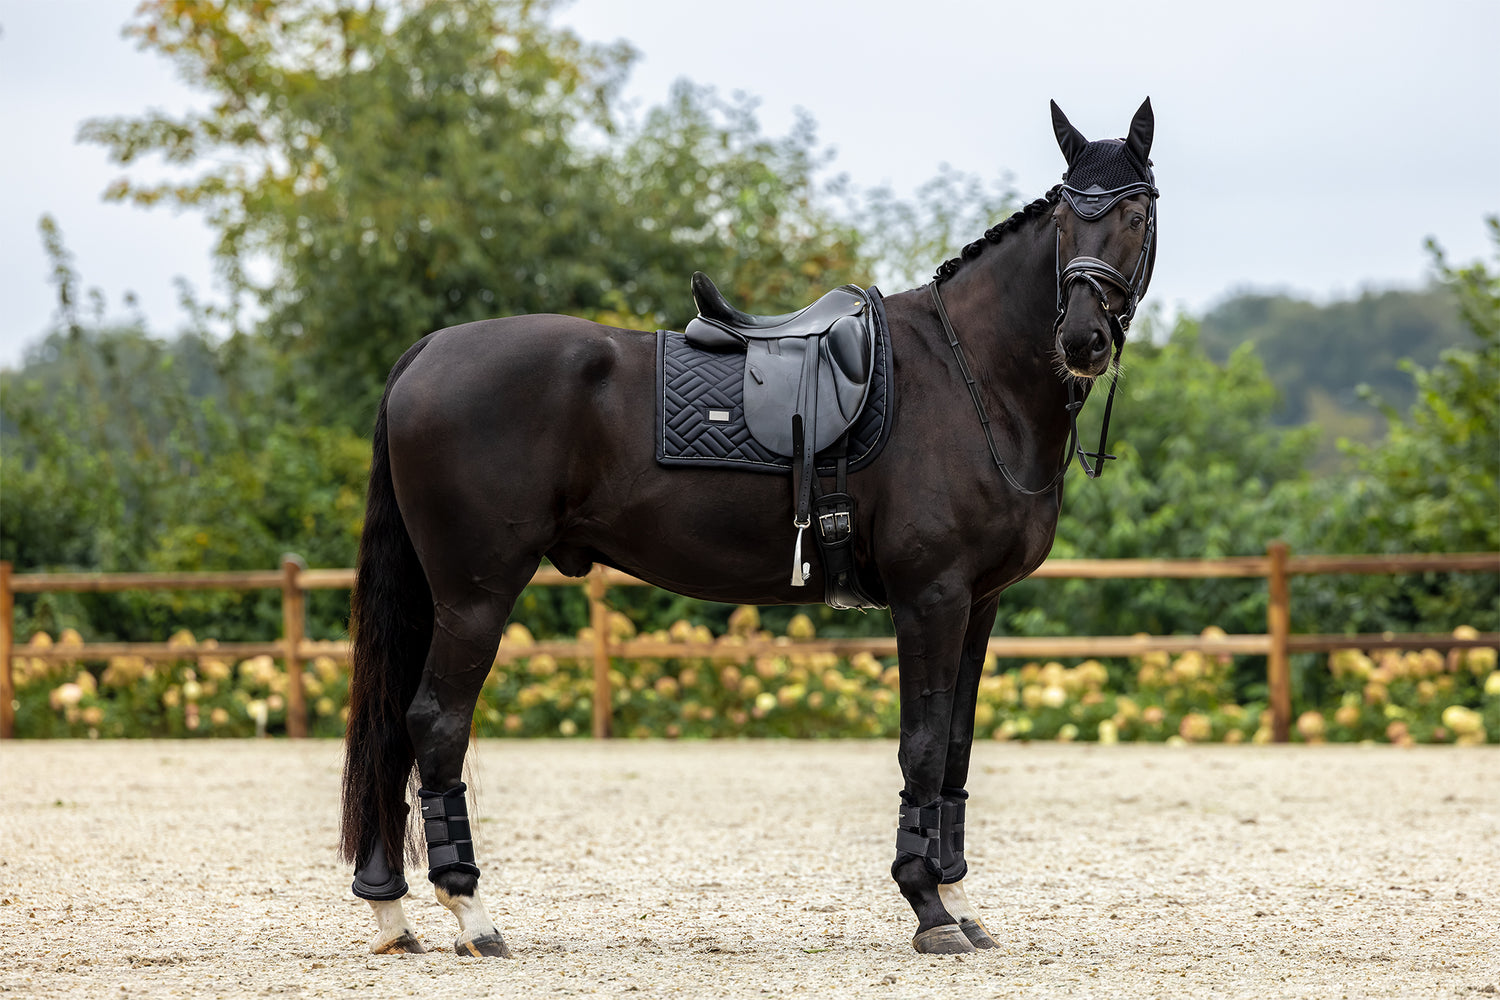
[912,924,976,954]
[372,931,426,955]
[959,918,998,949]
[455,932,512,958]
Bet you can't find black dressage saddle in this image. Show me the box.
[684,272,876,456]
[681,272,883,609]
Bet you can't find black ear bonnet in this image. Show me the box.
[1052,98,1158,219]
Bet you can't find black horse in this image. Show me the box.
[339,99,1159,957]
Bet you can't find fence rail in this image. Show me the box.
[2,546,1496,742]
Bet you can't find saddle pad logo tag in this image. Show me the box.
[707,409,732,423]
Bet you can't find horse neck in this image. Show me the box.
[936,214,1077,471]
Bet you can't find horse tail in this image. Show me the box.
[339,335,435,868]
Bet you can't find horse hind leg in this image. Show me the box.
[406,581,525,958]
[370,899,425,955]
[357,837,426,954]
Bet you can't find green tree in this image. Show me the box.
[994,319,1316,650]
[1286,218,1499,634]
[859,165,1019,291]
[1,220,368,642]
[81,0,864,425]
[1197,286,1471,470]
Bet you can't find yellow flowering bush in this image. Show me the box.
[12,629,349,738]
[1320,631,1497,745]
[10,618,1495,743]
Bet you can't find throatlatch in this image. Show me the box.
[351,832,409,901]
[419,783,480,880]
[893,790,968,884]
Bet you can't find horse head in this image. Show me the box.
[1050,97,1159,378]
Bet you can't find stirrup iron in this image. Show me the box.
[790,522,810,586]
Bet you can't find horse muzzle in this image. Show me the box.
[1055,303,1117,378]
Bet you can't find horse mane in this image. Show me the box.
[933,185,1062,283]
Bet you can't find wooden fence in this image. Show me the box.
[2,545,1496,742]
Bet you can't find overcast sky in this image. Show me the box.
[1,0,1496,369]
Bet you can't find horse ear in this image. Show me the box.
[1050,100,1089,169]
[1125,97,1154,165]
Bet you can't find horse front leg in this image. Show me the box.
[890,578,978,955]
[934,595,1001,950]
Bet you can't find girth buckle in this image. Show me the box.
[817,509,851,542]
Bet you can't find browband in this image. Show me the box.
[1060,181,1158,220]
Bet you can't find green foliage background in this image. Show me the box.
[1,0,1496,737]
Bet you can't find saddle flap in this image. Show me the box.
[743,339,812,454]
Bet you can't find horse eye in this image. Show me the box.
[1130,215,1144,231]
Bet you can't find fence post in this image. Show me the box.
[0,562,13,740]
[587,567,612,739]
[282,555,308,739]
[1266,540,1292,743]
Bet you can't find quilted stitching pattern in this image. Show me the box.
[660,341,779,466]
[657,291,892,474]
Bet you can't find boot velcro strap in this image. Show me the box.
[895,800,943,861]
[418,784,479,879]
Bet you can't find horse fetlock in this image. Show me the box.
[891,854,953,939]
[436,888,511,959]
[893,798,971,941]
[938,881,998,949]
[368,898,425,955]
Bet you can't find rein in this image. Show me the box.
[929,280,1122,497]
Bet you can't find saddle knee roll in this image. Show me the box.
[419,783,481,880]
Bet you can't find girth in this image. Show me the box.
[679,273,884,609]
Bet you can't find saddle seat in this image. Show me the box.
[683,272,875,458]
[690,271,864,337]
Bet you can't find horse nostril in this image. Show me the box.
[1090,328,1109,355]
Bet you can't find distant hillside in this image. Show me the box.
[1196,286,1470,467]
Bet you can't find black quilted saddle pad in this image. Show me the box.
[655,288,893,474]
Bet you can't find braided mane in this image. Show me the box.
[933,186,1062,283]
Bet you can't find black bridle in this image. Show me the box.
[1054,179,1158,342]
[931,181,1158,496]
